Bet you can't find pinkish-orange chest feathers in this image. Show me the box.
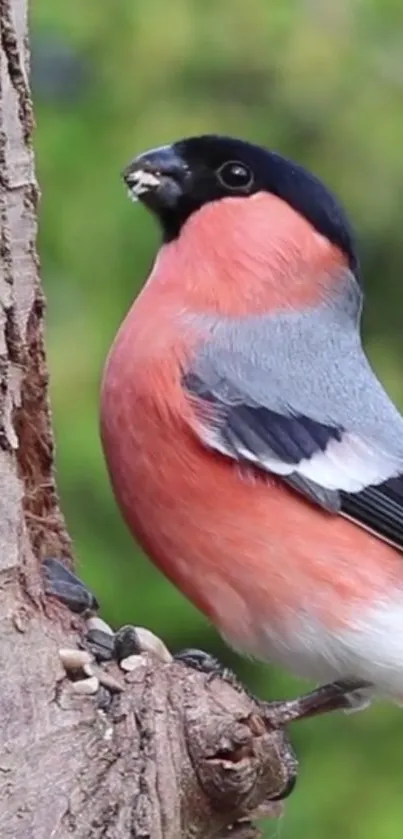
[101,192,341,608]
[100,193,403,654]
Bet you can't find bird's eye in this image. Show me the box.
[216,161,254,190]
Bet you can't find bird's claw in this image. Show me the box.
[174,648,372,725]
[173,648,224,674]
[173,647,255,696]
[46,560,370,725]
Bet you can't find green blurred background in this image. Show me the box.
[32,1,403,836]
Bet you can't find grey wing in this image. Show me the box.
[183,296,403,546]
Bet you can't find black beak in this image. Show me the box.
[122,144,189,209]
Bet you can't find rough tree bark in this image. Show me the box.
[0,3,316,837]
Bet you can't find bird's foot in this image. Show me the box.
[174,649,372,725]
[173,647,254,694]
[174,649,298,803]
[45,562,372,725]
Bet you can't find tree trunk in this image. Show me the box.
[0,3,299,837]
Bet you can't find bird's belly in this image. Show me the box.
[102,386,403,694]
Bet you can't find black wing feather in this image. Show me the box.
[226,405,343,462]
[184,372,403,551]
[341,477,403,550]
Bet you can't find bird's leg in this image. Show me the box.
[265,678,373,726]
[45,564,372,725]
[43,557,99,614]
[174,649,372,725]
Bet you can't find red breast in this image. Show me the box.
[101,201,403,650]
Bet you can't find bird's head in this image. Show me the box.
[123,134,358,275]
[122,135,360,313]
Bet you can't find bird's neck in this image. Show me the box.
[143,191,347,315]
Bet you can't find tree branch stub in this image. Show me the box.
[56,651,296,839]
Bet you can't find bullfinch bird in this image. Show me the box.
[100,134,403,709]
